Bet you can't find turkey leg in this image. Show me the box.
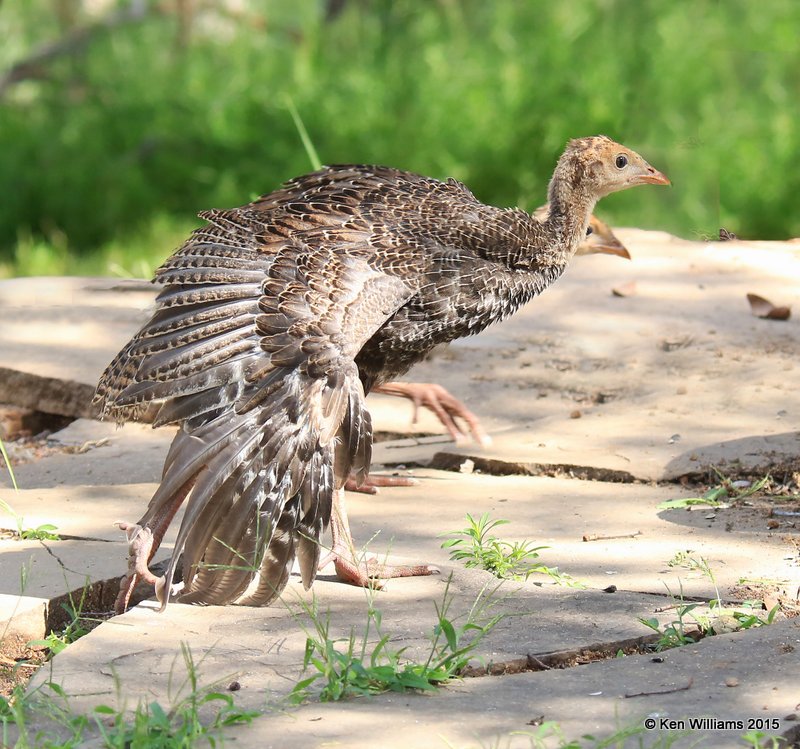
[114,477,195,613]
[319,488,438,587]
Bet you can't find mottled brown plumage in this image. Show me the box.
[95,135,668,610]
[362,215,629,451]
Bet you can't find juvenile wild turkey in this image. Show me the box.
[95,135,668,610]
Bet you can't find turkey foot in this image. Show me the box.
[345,381,488,495]
[343,472,420,495]
[114,477,195,613]
[373,381,491,447]
[115,522,163,614]
[318,488,438,588]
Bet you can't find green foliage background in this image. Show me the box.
[1,0,798,277]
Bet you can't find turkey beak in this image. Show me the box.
[635,165,670,186]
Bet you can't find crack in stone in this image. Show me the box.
[37,540,88,577]
[430,451,639,483]
[462,633,668,678]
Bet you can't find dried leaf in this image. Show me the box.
[746,293,791,321]
[612,281,637,297]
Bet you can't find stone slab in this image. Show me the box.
[18,570,698,734]
[0,594,47,641]
[2,233,799,746]
[21,579,800,748]
[7,437,798,737]
[5,428,798,611]
[0,277,156,418]
[389,231,800,480]
[0,538,132,638]
[223,618,800,749]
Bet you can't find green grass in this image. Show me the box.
[290,576,504,703]
[1,644,258,748]
[27,587,93,659]
[3,584,501,744]
[2,0,800,278]
[442,512,584,586]
[1,439,60,541]
[639,553,779,651]
[0,498,60,542]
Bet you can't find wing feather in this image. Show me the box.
[95,199,417,607]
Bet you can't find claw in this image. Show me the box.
[343,473,420,495]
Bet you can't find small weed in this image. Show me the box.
[638,608,702,651]
[0,438,18,491]
[741,731,784,749]
[94,687,258,746]
[18,524,61,542]
[718,600,779,631]
[738,576,788,587]
[641,554,779,650]
[285,94,322,171]
[1,441,57,539]
[28,596,92,659]
[667,549,701,570]
[442,513,583,587]
[290,576,503,703]
[658,469,770,510]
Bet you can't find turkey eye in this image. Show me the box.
[586,226,593,236]
[615,154,628,169]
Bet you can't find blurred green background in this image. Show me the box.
[1,0,798,278]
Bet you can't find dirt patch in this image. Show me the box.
[0,633,46,698]
[729,579,800,620]
[0,405,74,443]
[0,431,109,470]
[1,585,117,699]
[674,460,800,495]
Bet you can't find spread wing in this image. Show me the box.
[95,203,416,605]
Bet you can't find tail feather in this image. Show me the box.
[235,498,301,606]
[94,302,261,424]
[181,490,280,605]
[179,463,277,603]
[146,410,261,515]
[139,365,368,607]
[295,449,334,588]
[155,282,263,309]
[132,327,255,383]
[157,250,266,273]
[155,267,266,287]
[126,313,252,356]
